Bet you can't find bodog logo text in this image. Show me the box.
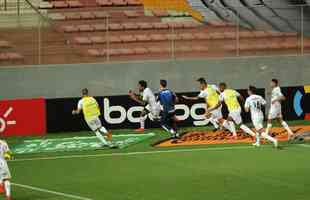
[293,85,310,119]
[102,98,208,126]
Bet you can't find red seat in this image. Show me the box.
[67,1,83,8]
[152,10,169,17]
[150,34,167,41]
[209,32,225,39]
[48,13,65,20]
[80,12,95,20]
[194,33,210,40]
[120,35,136,42]
[284,32,298,37]
[93,24,107,31]
[267,42,283,50]
[266,31,284,37]
[127,0,142,6]
[153,22,169,29]
[167,21,183,29]
[108,23,123,31]
[74,37,92,45]
[108,49,122,56]
[134,47,148,54]
[119,48,135,55]
[87,49,103,57]
[109,36,122,43]
[0,41,11,48]
[193,45,209,52]
[135,35,151,42]
[208,21,227,27]
[65,12,81,20]
[148,46,170,54]
[62,25,79,32]
[77,25,94,32]
[253,31,268,38]
[239,31,255,38]
[223,44,236,51]
[123,23,139,30]
[224,32,236,39]
[111,0,127,6]
[96,0,113,6]
[177,46,192,52]
[0,53,9,61]
[124,11,140,18]
[52,1,68,8]
[93,11,109,19]
[90,36,106,44]
[7,52,23,60]
[180,33,195,40]
[137,22,153,29]
[182,21,199,28]
[166,34,182,40]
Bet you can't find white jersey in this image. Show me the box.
[270,86,283,108]
[0,140,10,160]
[142,88,158,109]
[245,94,266,119]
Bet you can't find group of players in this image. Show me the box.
[129,78,293,147]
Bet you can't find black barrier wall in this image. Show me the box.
[46,89,264,133]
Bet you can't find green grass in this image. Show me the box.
[4,120,310,200]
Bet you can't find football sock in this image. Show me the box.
[95,130,108,145]
[210,117,219,129]
[266,123,272,134]
[140,117,145,129]
[240,124,256,137]
[99,126,108,134]
[281,121,293,136]
[255,132,261,144]
[262,132,277,146]
[4,180,10,197]
[229,121,237,136]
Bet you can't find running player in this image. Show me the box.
[158,80,179,141]
[265,79,294,139]
[218,82,256,139]
[182,78,221,131]
[244,86,278,148]
[0,140,12,200]
[72,88,113,148]
[129,80,161,132]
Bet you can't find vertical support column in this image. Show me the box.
[301,5,304,56]
[106,16,110,62]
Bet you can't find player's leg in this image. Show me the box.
[223,116,237,137]
[232,109,256,138]
[278,117,294,139]
[3,179,11,200]
[266,107,277,135]
[87,118,110,146]
[1,160,12,200]
[135,109,148,132]
[209,108,221,130]
[261,131,278,148]
[252,117,264,147]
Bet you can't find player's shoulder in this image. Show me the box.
[273,86,281,92]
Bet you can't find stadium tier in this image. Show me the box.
[0,0,309,66]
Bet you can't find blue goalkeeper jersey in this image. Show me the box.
[158,89,176,113]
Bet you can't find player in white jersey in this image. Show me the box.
[0,140,12,200]
[129,80,161,132]
[265,79,293,139]
[244,86,278,148]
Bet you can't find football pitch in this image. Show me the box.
[6,120,310,200]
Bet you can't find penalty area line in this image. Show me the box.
[12,182,94,200]
[10,146,255,162]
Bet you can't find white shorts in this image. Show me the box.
[0,159,11,180]
[252,115,264,131]
[86,117,102,131]
[229,108,242,125]
[268,104,282,119]
[145,104,161,120]
[210,106,223,120]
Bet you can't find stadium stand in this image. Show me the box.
[0,0,309,66]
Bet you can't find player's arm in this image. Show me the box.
[237,92,244,102]
[244,100,250,113]
[207,101,222,113]
[173,92,179,103]
[272,93,286,104]
[129,90,147,106]
[72,100,82,115]
[182,95,199,100]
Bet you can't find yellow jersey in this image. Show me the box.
[78,96,101,121]
[198,84,220,108]
[220,89,241,112]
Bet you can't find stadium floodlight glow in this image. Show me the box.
[0,107,16,133]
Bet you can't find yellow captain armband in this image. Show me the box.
[4,151,13,160]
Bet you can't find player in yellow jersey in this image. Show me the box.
[182,78,222,131]
[72,88,113,148]
[217,82,256,139]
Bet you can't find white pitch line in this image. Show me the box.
[298,144,310,148]
[12,183,94,200]
[10,146,254,162]
[3,107,13,118]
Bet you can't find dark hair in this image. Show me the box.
[160,79,167,88]
[138,80,147,88]
[271,79,278,85]
[248,85,257,94]
[82,88,88,95]
[197,77,207,84]
[219,82,227,88]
